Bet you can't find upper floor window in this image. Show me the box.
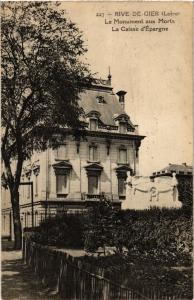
[119,148,127,164]
[56,174,68,196]
[56,144,67,159]
[119,122,126,134]
[88,175,99,195]
[89,145,98,162]
[90,119,98,131]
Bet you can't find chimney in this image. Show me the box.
[107,66,112,85]
[116,90,127,110]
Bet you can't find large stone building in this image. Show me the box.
[2,75,145,237]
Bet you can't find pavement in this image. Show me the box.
[1,241,61,300]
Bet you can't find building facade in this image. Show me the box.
[2,76,145,237]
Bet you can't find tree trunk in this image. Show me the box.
[11,190,22,250]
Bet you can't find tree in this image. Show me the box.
[84,198,115,255]
[1,2,92,249]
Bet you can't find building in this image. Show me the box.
[2,75,145,238]
[152,163,193,208]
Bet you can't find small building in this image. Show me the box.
[152,163,193,208]
[2,75,145,238]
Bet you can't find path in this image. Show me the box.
[1,241,61,300]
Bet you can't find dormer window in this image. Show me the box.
[96,95,106,104]
[119,122,126,134]
[90,119,98,131]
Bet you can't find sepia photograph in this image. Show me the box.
[1,1,193,299]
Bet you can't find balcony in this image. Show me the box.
[81,193,120,203]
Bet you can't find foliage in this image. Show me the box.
[1,1,92,249]
[32,213,87,248]
[31,204,192,267]
[84,205,192,266]
[118,208,192,266]
[84,198,116,253]
[82,254,193,299]
[177,177,193,209]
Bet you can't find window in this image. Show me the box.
[88,175,98,195]
[27,177,31,198]
[119,122,126,134]
[89,146,98,162]
[118,177,126,196]
[90,119,97,131]
[35,175,38,195]
[56,145,67,159]
[119,149,127,164]
[96,96,106,104]
[56,174,68,196]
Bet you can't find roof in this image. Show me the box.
[153,163,193,176]
[79,81,134,127]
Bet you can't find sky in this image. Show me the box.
[61,1,192,175]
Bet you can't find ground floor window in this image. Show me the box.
[56,174,68,197]
[118,177,126,196]
[35,175,38,195]
[88,175,99,195]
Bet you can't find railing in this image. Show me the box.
[86,194,102,199]
[23,235,191,300]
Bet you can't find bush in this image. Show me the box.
[121,207,192,266]
[84,205,192,266]
[32,212,87,248]
[31,204,192,267]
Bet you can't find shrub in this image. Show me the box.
[121,207,192,266]
[32,212,87,248]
